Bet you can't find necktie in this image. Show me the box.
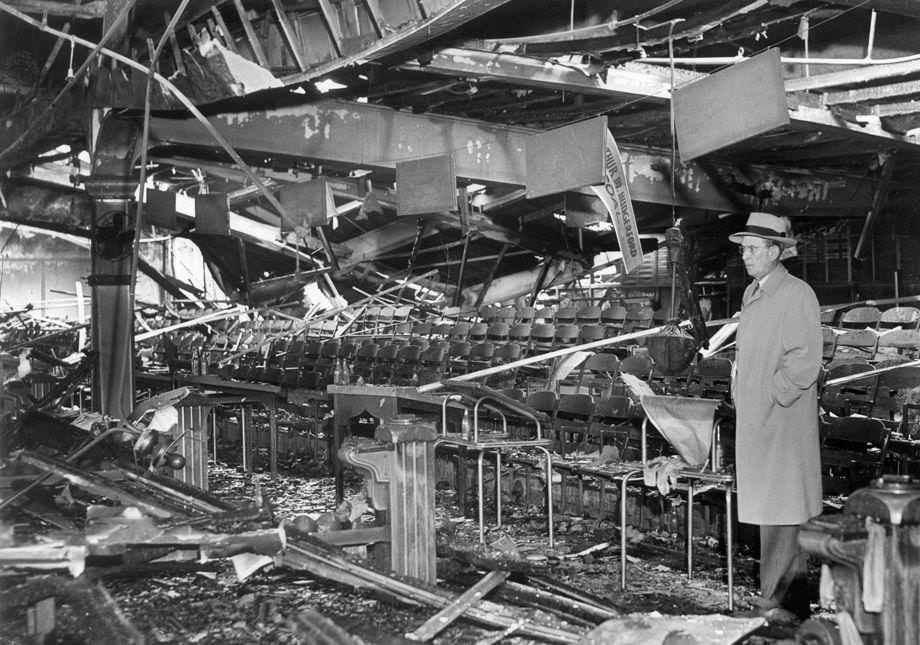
[745,281,759,306]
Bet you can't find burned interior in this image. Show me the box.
[1,1,920,643]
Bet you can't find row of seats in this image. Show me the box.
[821,305,920,330]
[822,325,920,362]
[821,361,920,437]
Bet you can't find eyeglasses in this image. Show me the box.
[739,244,769,256]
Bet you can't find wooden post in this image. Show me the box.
[338,415,439,583]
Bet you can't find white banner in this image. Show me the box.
[591,130,642,273]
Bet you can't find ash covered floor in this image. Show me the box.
[1,449,818,644]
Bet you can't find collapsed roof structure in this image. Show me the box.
[2,0,919,310]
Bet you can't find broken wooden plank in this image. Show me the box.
[311,525,388,546]
[210,6,238,53]
[405,569,510,641]
[0,576,145,644]
[4,0,106,18]
[232,0,270,67]
[288,607,366,644]
[281,536,581,643]
[269,0,307,72]
[315,0,345,56]
[15,451,176,519]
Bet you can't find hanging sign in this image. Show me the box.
[673,48,789,161]
[590,130,643,273]
[195,194,230,236]
[525,117,606,199]
[396,154,456,216]
[279,178,336,231]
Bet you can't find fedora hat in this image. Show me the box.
[728,212,797,247]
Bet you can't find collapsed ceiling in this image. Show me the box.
[1,0,919,306]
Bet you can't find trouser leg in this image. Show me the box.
[760,523,810,619]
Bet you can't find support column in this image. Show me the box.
[84,114,141,419]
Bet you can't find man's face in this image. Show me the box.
[738,235,780,280]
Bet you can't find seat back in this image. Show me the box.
[554,306,577,324]
[447,341,473,376]
[467,322,488,343]
[835,328,879,360]
[690,357,732,400]
[601,305,628,330]
[417,346,447,385]
[821,361,877,416]
[877,328,920,360]
[576,352,620,397]
[879,306,920,329]
[509,323,532,344]
[819,416,889,494]
[871,366,920,423]
[822,326,839,362]
[840,306,881,329]
[619,354,654,380]
[486,322,510,343]
[577,324,606,345]
[449,323,471,342]
[515,306,536,323]
[467,341,496,374]
[589,395,643,460]
[391,344,423,385]
[352,342,379,382]
[554,393,595,454]
[529,323,556,353]
[553,323,580,348]
[575,305,602,325]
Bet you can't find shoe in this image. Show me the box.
[761,607,800,627]
[734,603,800,627]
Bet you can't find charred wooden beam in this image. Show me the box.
[232,0,269,67]
[405,570,509,641]
[0,577,144,644]
[210,7,238,53]
[4,0,106,19]
[14,451,177,519]
[281,535,582,643]
[269,0,307,72]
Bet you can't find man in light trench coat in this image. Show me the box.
[730,212,823,622]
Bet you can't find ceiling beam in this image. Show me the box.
[399,47,920,151]
[785,58,920,93]
[148,98,876,216]
[818,0,920,19]
[823,79,920,105]
[399,49,702,102]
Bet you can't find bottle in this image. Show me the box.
[333,358,343,385]
[340,358,351,385]
[460,409,471,441]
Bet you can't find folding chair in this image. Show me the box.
[840,306,881,330]
[554,393,595,456]
[819,416,889,495]
[879,306,920,330]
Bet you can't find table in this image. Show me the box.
[136,372,280,477]
[436,381,557,547]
